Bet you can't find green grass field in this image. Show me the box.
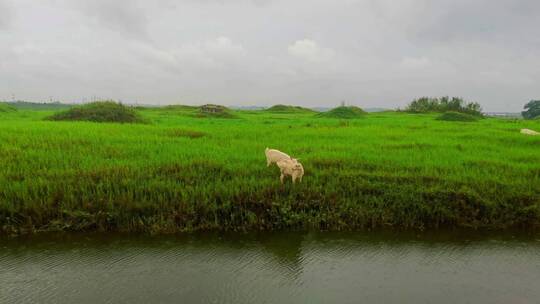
[1,105,539,234]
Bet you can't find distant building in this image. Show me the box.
[484,112,522,118]
[200,104,228,113]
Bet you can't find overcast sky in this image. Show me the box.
[1,0,539,111]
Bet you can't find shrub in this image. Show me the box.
[46,101,146,123]
[317,106,366,119]
[522,100,540,119]
[406,97,483,116]
[436,111,479,122]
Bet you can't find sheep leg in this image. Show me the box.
[280,174,285,184]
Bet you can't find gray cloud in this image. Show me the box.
[0,0,539,111]
[408,1,540,46]
[0,0,13,30]
[71,0,150,40]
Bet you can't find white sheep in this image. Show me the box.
[276,158,304,184]
[265,148,296,167]
[521,128,539,136]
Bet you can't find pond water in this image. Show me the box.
[1,231,540,304]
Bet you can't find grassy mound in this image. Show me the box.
[437,111,479,122]
[196,104,236,118]
[317,106,366,119]
[265,104,315,113]
[163,105,199,111]
[47,101,146,123]
[0,103,16,112]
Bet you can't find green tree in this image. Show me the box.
[405,96,482,116]
[522,100,540,119]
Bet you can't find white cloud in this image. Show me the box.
[205,36,246,57]
[288,39,335,62]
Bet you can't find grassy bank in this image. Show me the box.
[1,106,539,234]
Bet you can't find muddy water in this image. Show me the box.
[1,231,539,303]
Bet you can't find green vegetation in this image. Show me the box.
[522,100,540,120]
[166,128,206,139]
[1,106,539,234]
[0,103,17,112]
[46,101,146,123]
[316,106,367,119]
[436,111,480,122]
[406,97,483,116]
[265,104,315,113]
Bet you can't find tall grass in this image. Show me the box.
[0,103,16,112]
[0,108,539,234]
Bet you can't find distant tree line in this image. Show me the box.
[405,96,483,116]
[522,100,540,119]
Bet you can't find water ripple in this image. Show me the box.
[1,231,540,304]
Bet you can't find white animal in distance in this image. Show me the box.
[265,148,298,167]
[276,158,304,184]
